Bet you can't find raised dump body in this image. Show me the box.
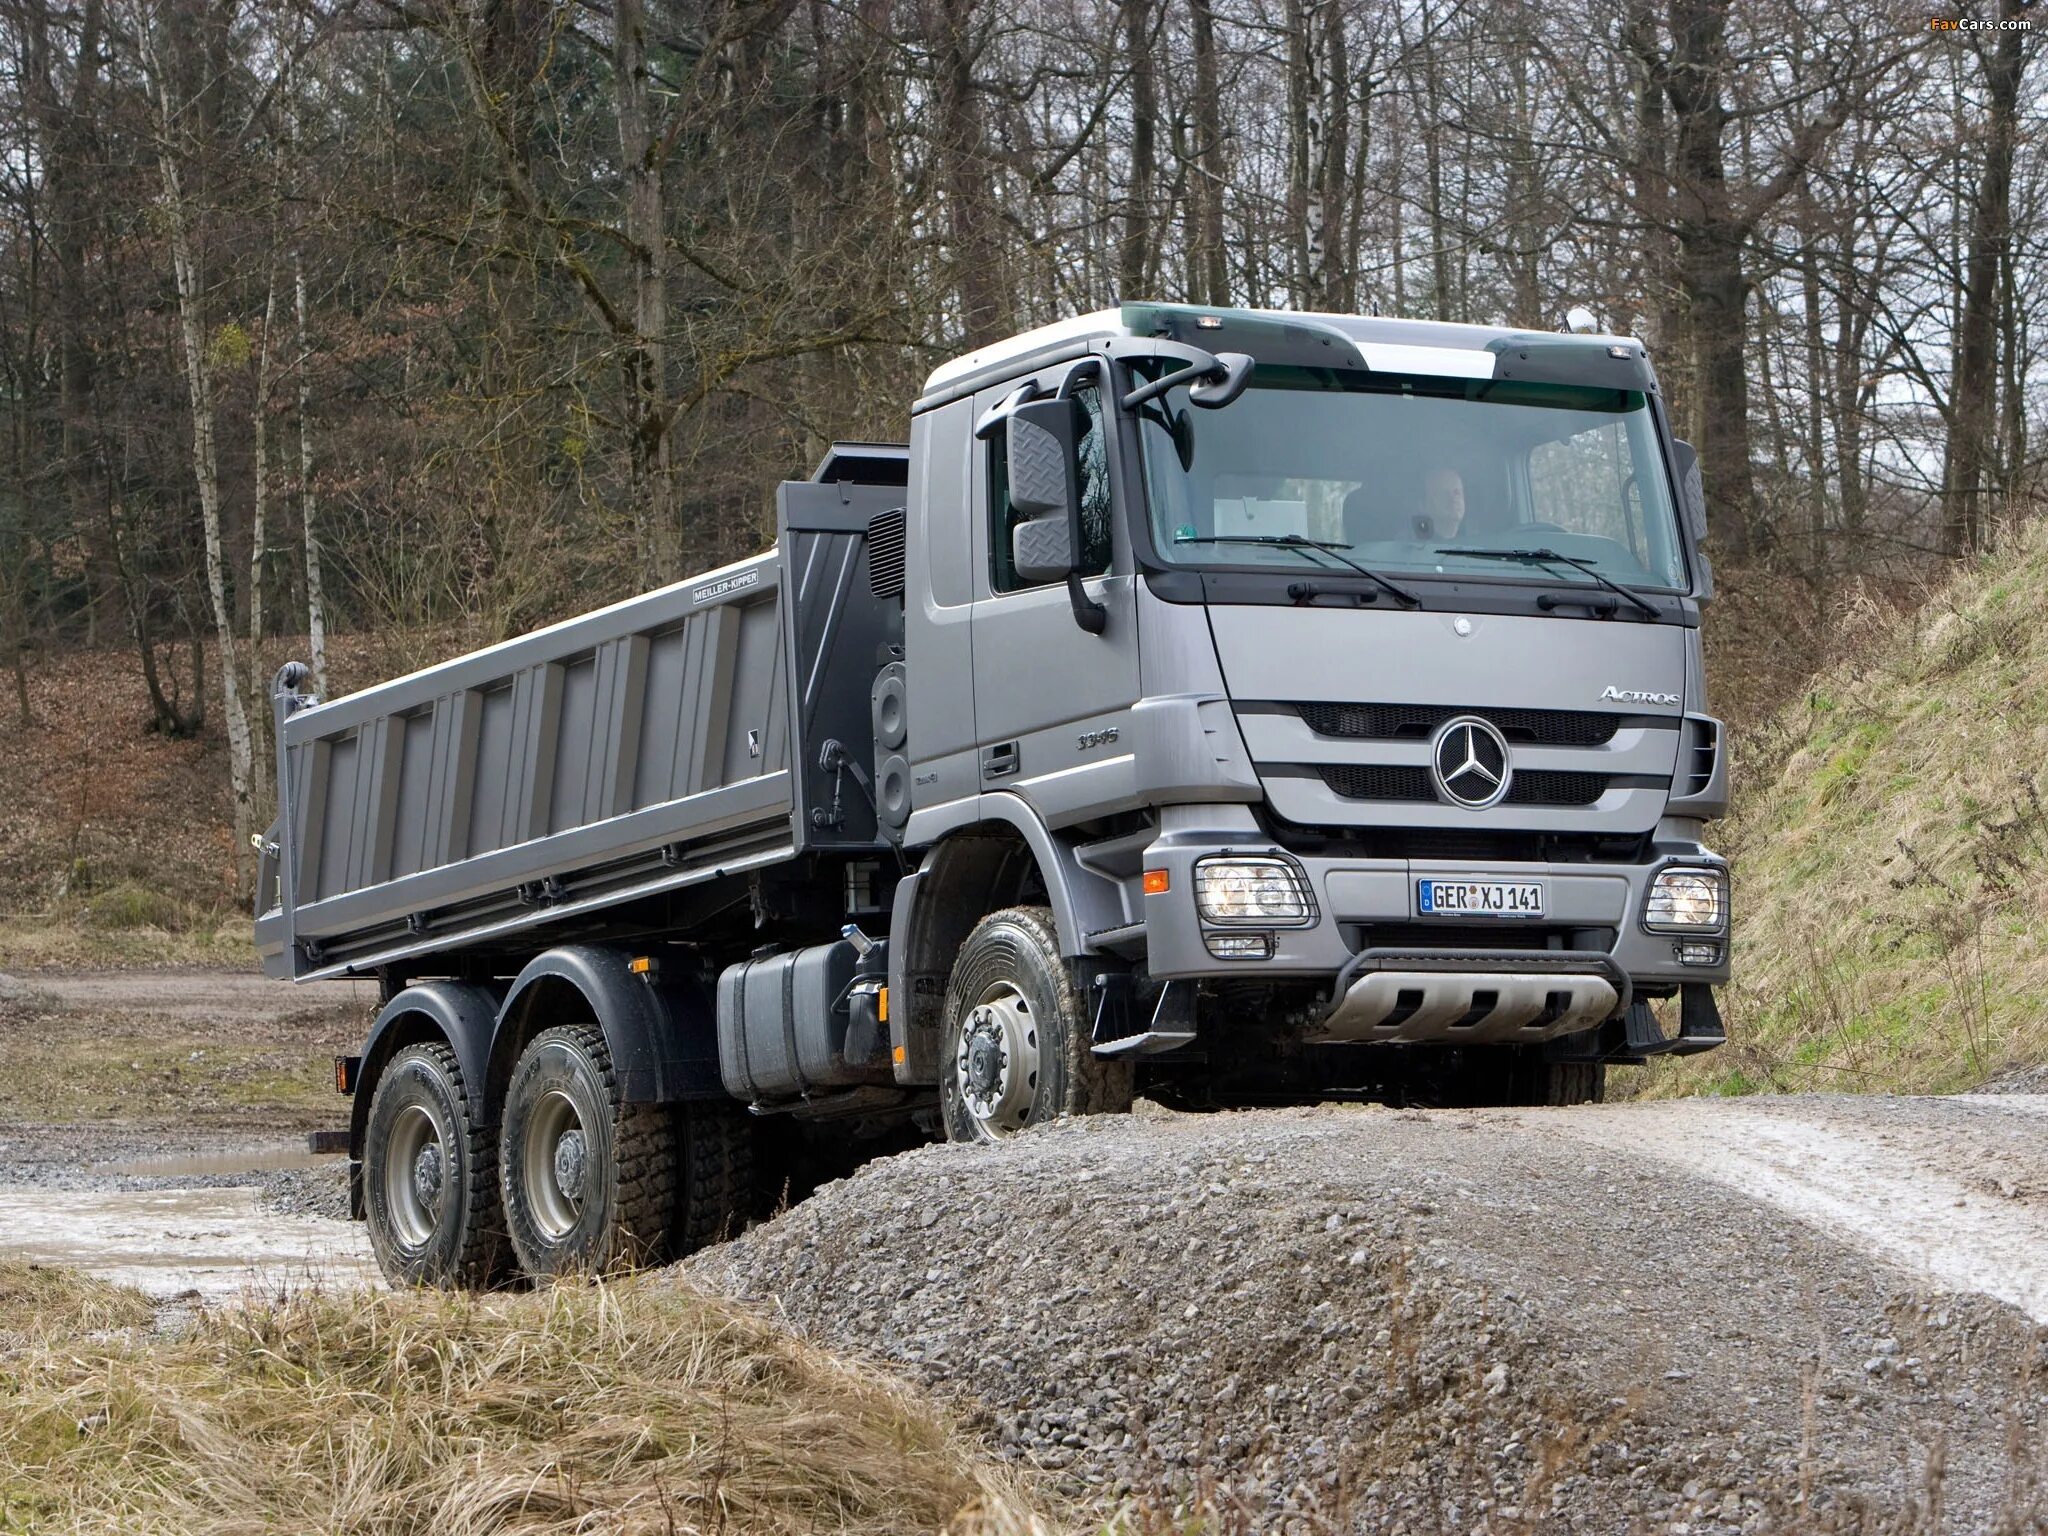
[255,448,907,981]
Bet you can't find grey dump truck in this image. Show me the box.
[257,302,1731,1287]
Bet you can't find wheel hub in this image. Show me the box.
[524,1089,588,1240]
[381,1102,446,1252]
[953,984,1041,1137]
[411,1142,445,1210]
[965,1023,1006,1096]
[552,1129,587,1202]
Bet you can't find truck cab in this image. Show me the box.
[886,303,1726,1124]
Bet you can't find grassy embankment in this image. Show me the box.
[1646,526,2048,1097]
[0,1259,1053,1535]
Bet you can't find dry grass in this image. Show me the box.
[0,1258,156,1345]
[0,1273,1056,1536]
[1643,524,2048,1098]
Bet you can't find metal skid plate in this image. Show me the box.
[1319,969,1618,1044]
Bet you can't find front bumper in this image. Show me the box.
[1138,819,1730,1002]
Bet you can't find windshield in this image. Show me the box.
[1134,365,1689,592]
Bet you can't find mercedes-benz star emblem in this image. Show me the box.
[1430,716,1512,809]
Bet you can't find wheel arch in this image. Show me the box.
[887,801,1122,1085]
[351,981,500,1166]
[491,945,722,1114]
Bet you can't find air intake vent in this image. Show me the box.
[1681,718,1719,798]
[867,508,906,600]
[1297,702,1622,747]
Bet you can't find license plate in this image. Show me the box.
[1417,879,1546,917]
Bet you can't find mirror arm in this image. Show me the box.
[973,381,1041,442]
[1121,357,1225,410]
[1066,572,1108,635]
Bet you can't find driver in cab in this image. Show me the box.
[1341,463,1467,550]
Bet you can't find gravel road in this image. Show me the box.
[690,1097,2048,1533]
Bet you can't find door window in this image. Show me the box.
[989,380,1113,593]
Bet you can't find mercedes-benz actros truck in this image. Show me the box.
[256,303,1730,1287]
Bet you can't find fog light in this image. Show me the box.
[1194,856,1314,925]
[1676,940,1723,966]
[1205,931,1275,961]
[1644,866,1727,932]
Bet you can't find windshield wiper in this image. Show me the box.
[1174,533,1421,608]
[1437,547,1660,620]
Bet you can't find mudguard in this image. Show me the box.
[350,979,500,1159]
[493,945,723,1105]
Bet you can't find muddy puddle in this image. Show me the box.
[108,1143,335,1177]
[0,1140,376,1298]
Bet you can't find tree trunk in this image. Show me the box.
[296,252,329,700]
[1664,0,1757,557]
[1941,0,2026,555]
[157,98,255,891]
[250,262,278,766]
[1117,0,1157,299]
[933,0,1006,345]
[615,0,677,577]
[1188,0,1229,307]
[1318,4,1351,311]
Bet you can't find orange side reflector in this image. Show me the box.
[878,985,889,1023]
[627,955,653,975]
[892,1045,906,1065]
[1143,869,1171,895]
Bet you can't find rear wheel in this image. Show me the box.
[499,1024,677,1276]
[362,1041,506,1288]
[939,905,1133,1143]
[673,1098,754,1256]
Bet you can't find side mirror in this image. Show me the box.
[1007,398,1083,585]
[1670,439,1707,541]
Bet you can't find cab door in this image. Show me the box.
[968,363,1144,828]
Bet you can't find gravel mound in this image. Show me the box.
[689,1103,2047,1533]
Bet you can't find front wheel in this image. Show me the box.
[1415,1046,1605,1107]
[499,1024,678,1277]
[939,906,1133,1144]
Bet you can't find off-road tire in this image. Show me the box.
[361,1040,506,1289]
[499,1024,677,1276]
[1524,1060,1605,1106]
[1411,1047,1605,1108]
[939,905,1134,1143]
[672,1099,754,1256]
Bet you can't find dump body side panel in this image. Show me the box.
[257,555,794,979]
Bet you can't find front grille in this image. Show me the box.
[1318,764,1436,802]
[1503,770,1610,807]
[1317,764,1614,807]
[1296,702,1623,747]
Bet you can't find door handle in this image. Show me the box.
[981,741,1019,781]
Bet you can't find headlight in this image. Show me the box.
[1193,856,1315,926]
[1644,866,1728,932]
